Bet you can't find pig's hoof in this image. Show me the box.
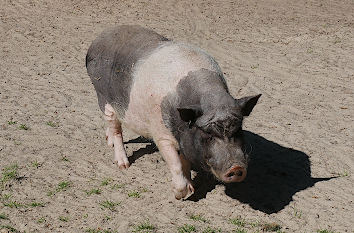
[114,160,130,170]
[188,183,194,194]
[174,182,194,200]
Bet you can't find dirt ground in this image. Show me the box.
[0,0,353,232]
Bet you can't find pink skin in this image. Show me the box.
[222,165,247,183]
[104,104,130,169]
[156,139,194,199]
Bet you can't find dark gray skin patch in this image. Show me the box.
[161,69,261,178]
[86,25,169,115]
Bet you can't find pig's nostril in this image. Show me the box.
[223,166,247,183]
[226,169,243,178]
[236,170,243,177]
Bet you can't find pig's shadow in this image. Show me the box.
[188,131,336,214]
[124,136,158,164]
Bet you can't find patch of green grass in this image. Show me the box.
[101,178,112,186]
[177,224,196,233]
[248,220,260,228]
[7,121,17,125]
[48,181,71,196]
[99,200,120,211]
[31,161,41,168]
[133,220,156,233]
[1,194,11,200]
[30,202,45,207]
[3,201,25,208]
[61,156,69,162]
[0,225,17,232]
[59,216,69,222]
[291,206,302,219]
[85,228,102,233]
[1,164,18,184]
[128,190,140,198]
[334,37,341,44]
[189,214,208,223]
[86,229,101,233]
[13,141,21,145]
[85,229,96,233]
[141,187,149,192]
[307,48,313,54]
[105,230,117,233]
[46,121,58,127]
[19,124,29,130]
[85,229,98,233]
[104,230,117,233]
[202,226,222,233]
[340,171,349,177]
[230,217,246,227]
[47,191,54,196]
[250,64,259,69]
[0,213,8,220]
[86,188,102,195]
[233,229,246,233]
[317,230,336,233]
[85,229,117,233]
[37,217,46,223]
[111,183,125,190]
[262,223,282,232]
[58,181,70,191]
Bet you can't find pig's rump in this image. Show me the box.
[86,25,169,115]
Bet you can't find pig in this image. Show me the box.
[86,25,261,199]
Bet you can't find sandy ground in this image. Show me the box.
[0,0,353,232]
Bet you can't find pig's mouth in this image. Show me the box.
[210,165,247,183]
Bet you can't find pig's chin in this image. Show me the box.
[209,167,225,182]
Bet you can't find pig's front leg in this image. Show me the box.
[104,104,130,169]
[156,140,194,199]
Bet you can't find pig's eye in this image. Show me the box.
[205,136,213,143]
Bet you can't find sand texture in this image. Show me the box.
[0,0,353,232]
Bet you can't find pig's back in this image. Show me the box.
[86,25,169,115]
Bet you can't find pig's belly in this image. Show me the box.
[121,71,180,143]
[122,90,170,140]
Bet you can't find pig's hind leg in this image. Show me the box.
[104,104,130,169]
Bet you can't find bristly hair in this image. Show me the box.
[198,116,242,138]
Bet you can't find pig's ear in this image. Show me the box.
[237,94,261,116]
[177,107,203,125]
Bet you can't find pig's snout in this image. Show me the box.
[222,166,247,183]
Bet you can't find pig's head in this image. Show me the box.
[177,94,261,183]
